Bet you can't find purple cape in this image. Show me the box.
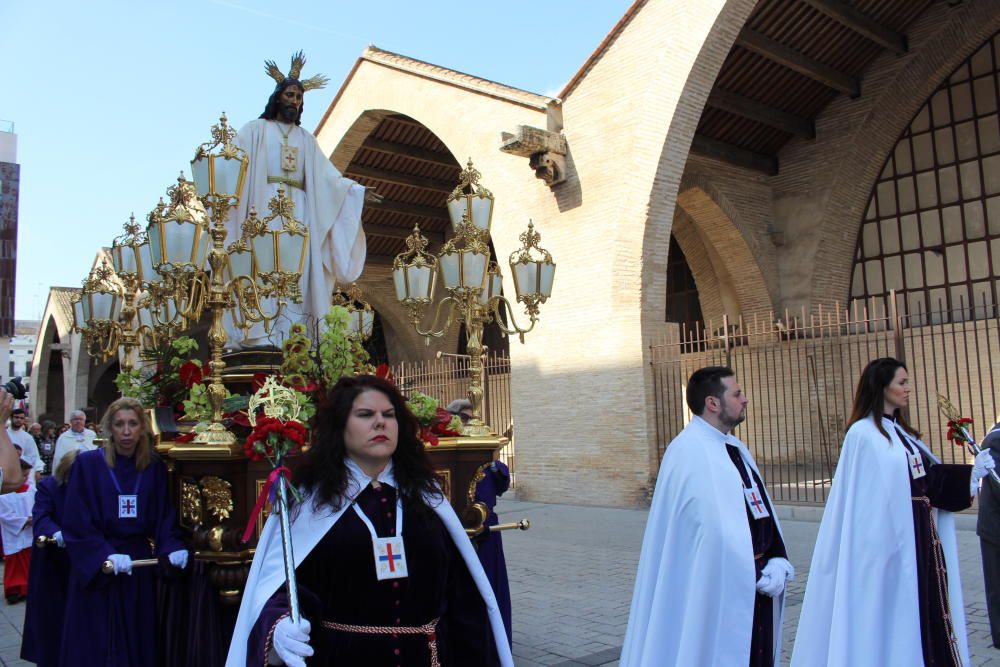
[59,449,184,667]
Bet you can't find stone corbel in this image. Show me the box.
[500,125,568,187]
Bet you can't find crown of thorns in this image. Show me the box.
[264,50,329,92]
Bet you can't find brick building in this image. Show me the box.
[36,0,1000,506]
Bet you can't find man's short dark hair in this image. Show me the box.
[686,366,735,416]
[11,408,24,417]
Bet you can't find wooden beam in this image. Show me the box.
[690,134,778,176]
[368,197,450,221]
[736,29,860,97]
[706,89,815,139]
[362,137,458,168]
[365,222,445,243]
[802,0,907,55]
[345,165,454,193]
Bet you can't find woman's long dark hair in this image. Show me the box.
[848,357,920,441]
[294,375,442,512]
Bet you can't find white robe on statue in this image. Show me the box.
[225,459,514,667]
[226,118,366,347]
[791,416,970,666]
[620,416,786,667]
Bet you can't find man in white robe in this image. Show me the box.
[224,53,368,348]
[51,410,96,474]
[621,366,793,667]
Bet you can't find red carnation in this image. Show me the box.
[178,361,204,388]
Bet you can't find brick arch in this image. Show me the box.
[328,109,391,173]
[675,186,774,321]
[671,209,727,324]
[633,0,760,343]
[808,5,1000,309]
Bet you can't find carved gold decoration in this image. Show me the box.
[264,50,329,91]
[435,469,452,502]
[207,525,225,552]
[200,475,234,522]
[180,479,203,527]
[255,478,274,539]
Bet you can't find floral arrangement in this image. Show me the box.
[241,376,307,543]
[115,336,208,414]
[405,390,464,446]
[937,393,1000,484]
[242,415,308,464]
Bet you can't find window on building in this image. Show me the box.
[851,32,1000,324]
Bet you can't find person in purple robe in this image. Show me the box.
[226,375,513,667]
[59,397,188,667]
[445,398,514,647]
[20,449,78,666]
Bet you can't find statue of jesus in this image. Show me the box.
[225,51,377,348]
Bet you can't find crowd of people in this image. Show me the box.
[0,357,997,666]
[2,397,188,667]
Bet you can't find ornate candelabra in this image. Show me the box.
[172,114,307,446]
[392,160,555,436]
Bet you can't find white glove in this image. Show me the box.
[973,449,996,482]
[270,616,313,667]
[167,549,188,569]
[107,554,132,576]
[756,557,794,598]
[53,531,65,548]
[971,449,997,495]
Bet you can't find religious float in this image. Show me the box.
[68,85,555,662]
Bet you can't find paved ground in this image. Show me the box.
[0,499,998,666]
[497,499,1000,667]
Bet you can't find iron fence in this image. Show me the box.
[391,353,515,475]
[650,292,1000,503]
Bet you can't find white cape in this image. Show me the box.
[226,118,366,346]
[621,416,785,666]
[791,416,970,666]
[225,459,514,667]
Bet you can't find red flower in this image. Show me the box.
[178,361,204,388]
[243,417,307,461]
[420,426,439,447]
[174,432,196,443]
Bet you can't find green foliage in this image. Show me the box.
[318,306,371,388]
[113,368,159,407]
[406,391,439,422]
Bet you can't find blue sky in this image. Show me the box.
[2,0,632,320]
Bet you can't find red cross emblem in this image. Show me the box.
[123,498,136,513]
[380,543,402,572]
[913,457,923,475]
[749,492,764,513]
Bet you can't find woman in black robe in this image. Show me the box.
[231,375,511,667]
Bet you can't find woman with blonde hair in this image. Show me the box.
[59,397,188,667]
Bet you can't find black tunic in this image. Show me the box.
[894,425,972,667]
[726,445,787,667]
[248,482,496,666]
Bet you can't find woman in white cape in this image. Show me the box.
[792,357,995,666]
[226,375,513,667]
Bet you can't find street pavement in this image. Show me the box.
[0,498,998,666]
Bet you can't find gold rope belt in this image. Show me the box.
[267,175,304,191]
[911,495,963,666]
[320,617,440,667]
